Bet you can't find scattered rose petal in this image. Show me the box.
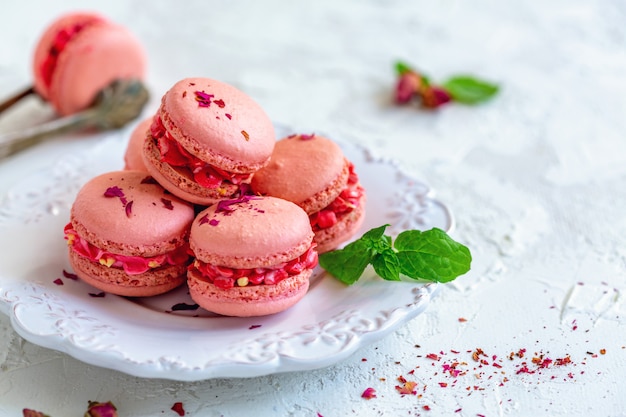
[209,219,220,226]
[171,402,185,416]
[125,201,133,217]
[213,99,225,108]
[241,130,250,141]
[361,387,377,399]
[299,133,315,140]
[63,270,78,280]
[89,292,106,298]
[53,278,63,285]
[22,409,50,417]
[140,176,158,185]
[171,303,200,311]
[199,214,210,225]
[104,186,124,199]
[225,113,232,120]
[85,401,118,417]
[161,198,174,210]
[249,325,262,330]
[195,91,214,107]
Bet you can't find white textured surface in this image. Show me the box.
[1,0,626,416]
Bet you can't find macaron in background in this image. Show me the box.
[32,12,146,116]
[65,170,195,297]
[251,134,366,253]
[187,195,318,317]
[123,117,151,171]
[142,77,275,206]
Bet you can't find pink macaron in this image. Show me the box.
[32,12,146,116]
[65,170,195,297]
[251,134,366,253]
[187,195,318,317]
[123,118,151,171]
[142,77,275,206]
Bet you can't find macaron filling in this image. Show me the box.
[189,245,318,290]
[64,223,191,275]
[150,115,252,189]
[39,17,103,90]
[310,163,365,231]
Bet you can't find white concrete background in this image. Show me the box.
[1,0,626,416]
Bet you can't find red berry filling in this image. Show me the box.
[40,20,99,89]
[64,223,191,275]
[309,163,364,231]
[150,115,252,189]
[190,245,318,289]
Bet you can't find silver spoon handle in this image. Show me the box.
[0,108,99,160]
[0,86,36,114]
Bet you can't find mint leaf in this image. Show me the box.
[395,228,472,282]
[372,249,401,281]
[319,225,471,285]
[442,76,499,104]
[361,223,389,243]
[318,238,373,285]
[395,61,414,76]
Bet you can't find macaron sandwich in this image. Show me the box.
[251,134,366,253]
[32,12,146,116]
[143,77,276,206]
[187,195,318,317]
[65,171,195,297]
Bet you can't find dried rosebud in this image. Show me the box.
[84,401,118,417]
[394,71,422,104]
[421,86,452,109]
[22,410,50,417]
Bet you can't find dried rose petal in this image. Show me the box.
[171,303,199,311]
[85,401,118,417]
[395,380,418,395]
[140,176,159,185]
[125,201,133,217]
[63,269,79,280]
[53,278,63,285]
[361,387,377,399]
[194,91,214,107]
[395,72,421,104]
[22,409,50,417]
[213,99,226,108]
[171,402,185,416]
[241,130,250,141]
[89,292,106,298]
[103,186,124,198]
[421,86,452,109]
[161,198,174,210]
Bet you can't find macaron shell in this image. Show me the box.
[251,135,348,213]
[314,194,366,253]
[142,138,239,205]
[187,268,311,316]
[32,12,105,100]
[190,196,314,269]
[70,170,195,257]
[160,77,275,172]
[124,118,151,171]
[69,250,186,297]
[33,14,146,115]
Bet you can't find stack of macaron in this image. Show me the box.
[32,12,146,116]
[49,10,367,316]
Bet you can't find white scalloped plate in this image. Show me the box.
[0,124,452,381]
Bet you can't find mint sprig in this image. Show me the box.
[319,225,471,285]
[442,76,499,104]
